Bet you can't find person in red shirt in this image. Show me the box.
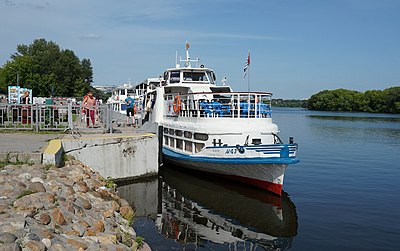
[83,91,96,127]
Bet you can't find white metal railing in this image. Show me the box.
[164,92,272,118]
[0,103,117,133]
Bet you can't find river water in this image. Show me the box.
[117,108,400,251]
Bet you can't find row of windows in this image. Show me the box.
[164,136,205,153]
[163,127,208,141]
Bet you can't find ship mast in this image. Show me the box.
[180,42,200,68]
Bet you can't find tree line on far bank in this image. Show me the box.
[306,87,400,113]
[271,87,400,114]
[272,99,307,108]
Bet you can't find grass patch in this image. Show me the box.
[0,152,30,169]
[45,163,55,171]
[126,212,135,226]
[0,130,63,135]
[135,236,144,249]
[100,176,117,189]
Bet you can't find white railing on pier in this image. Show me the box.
[0,103,119,133]
[164,92,272,119]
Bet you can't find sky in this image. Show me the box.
[0,0,399,99]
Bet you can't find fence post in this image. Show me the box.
[108,104,113,134]
[68,102,73,131]
[35,104,39,132]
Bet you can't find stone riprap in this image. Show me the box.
[0,160,141,251]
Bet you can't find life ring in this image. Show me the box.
[173,95,181,114]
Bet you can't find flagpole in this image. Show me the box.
[248,50,250,93]
[247,51,250,119]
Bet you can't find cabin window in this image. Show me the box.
[164,136,168,145]
[169,138,174,147]
[207,72,216,85]
[176,139,183,150]
[194,133,209,141]
[163,128,169,134]
[185,141,193,152]
[195,143,205,153]
[184,131,192,138]
[175,130,183,137]
[168,129,175,135]
[252,138,262,145]
[170,71,180,83]
[183,72,207,82]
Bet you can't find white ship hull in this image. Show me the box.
[163,143,298,195]
[146,43,299,196]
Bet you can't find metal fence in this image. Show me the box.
[0,103,127,134]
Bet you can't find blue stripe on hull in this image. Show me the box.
[163,148,300,165]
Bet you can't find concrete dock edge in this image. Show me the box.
[42,133,159,180]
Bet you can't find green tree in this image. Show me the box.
[0,38,93,97]
[307,87,400,114]
[383,87,400,113]
[364,90,385,113]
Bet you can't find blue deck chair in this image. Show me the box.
[200,101,213,117]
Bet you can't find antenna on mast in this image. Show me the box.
[179,41,200,68]
[175,51,179,68]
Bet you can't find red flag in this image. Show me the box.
[243,52,251,79]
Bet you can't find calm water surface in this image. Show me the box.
[117,108,400,251]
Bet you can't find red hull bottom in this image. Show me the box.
[222,174,283,196]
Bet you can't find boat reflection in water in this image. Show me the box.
[157,166,298,250]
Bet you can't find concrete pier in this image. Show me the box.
[61,133,158,181]
[1,130,159,181]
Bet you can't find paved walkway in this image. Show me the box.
[0,126,146,154]
[0,133,62,153]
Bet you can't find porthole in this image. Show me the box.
[184,131,192,138]
[194,133,208,141]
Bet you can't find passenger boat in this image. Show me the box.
[107,82,136,115]
[147,44,299,195]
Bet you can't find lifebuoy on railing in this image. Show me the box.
[173,95,182,114]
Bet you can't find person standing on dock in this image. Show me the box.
[125,94,135,126]
[83,91,96,127]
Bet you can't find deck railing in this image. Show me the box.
[164,92,272,118]
[0,103,123,133]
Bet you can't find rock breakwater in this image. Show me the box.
[0,160,144,251]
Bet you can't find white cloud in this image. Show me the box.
[80,34,101,40]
